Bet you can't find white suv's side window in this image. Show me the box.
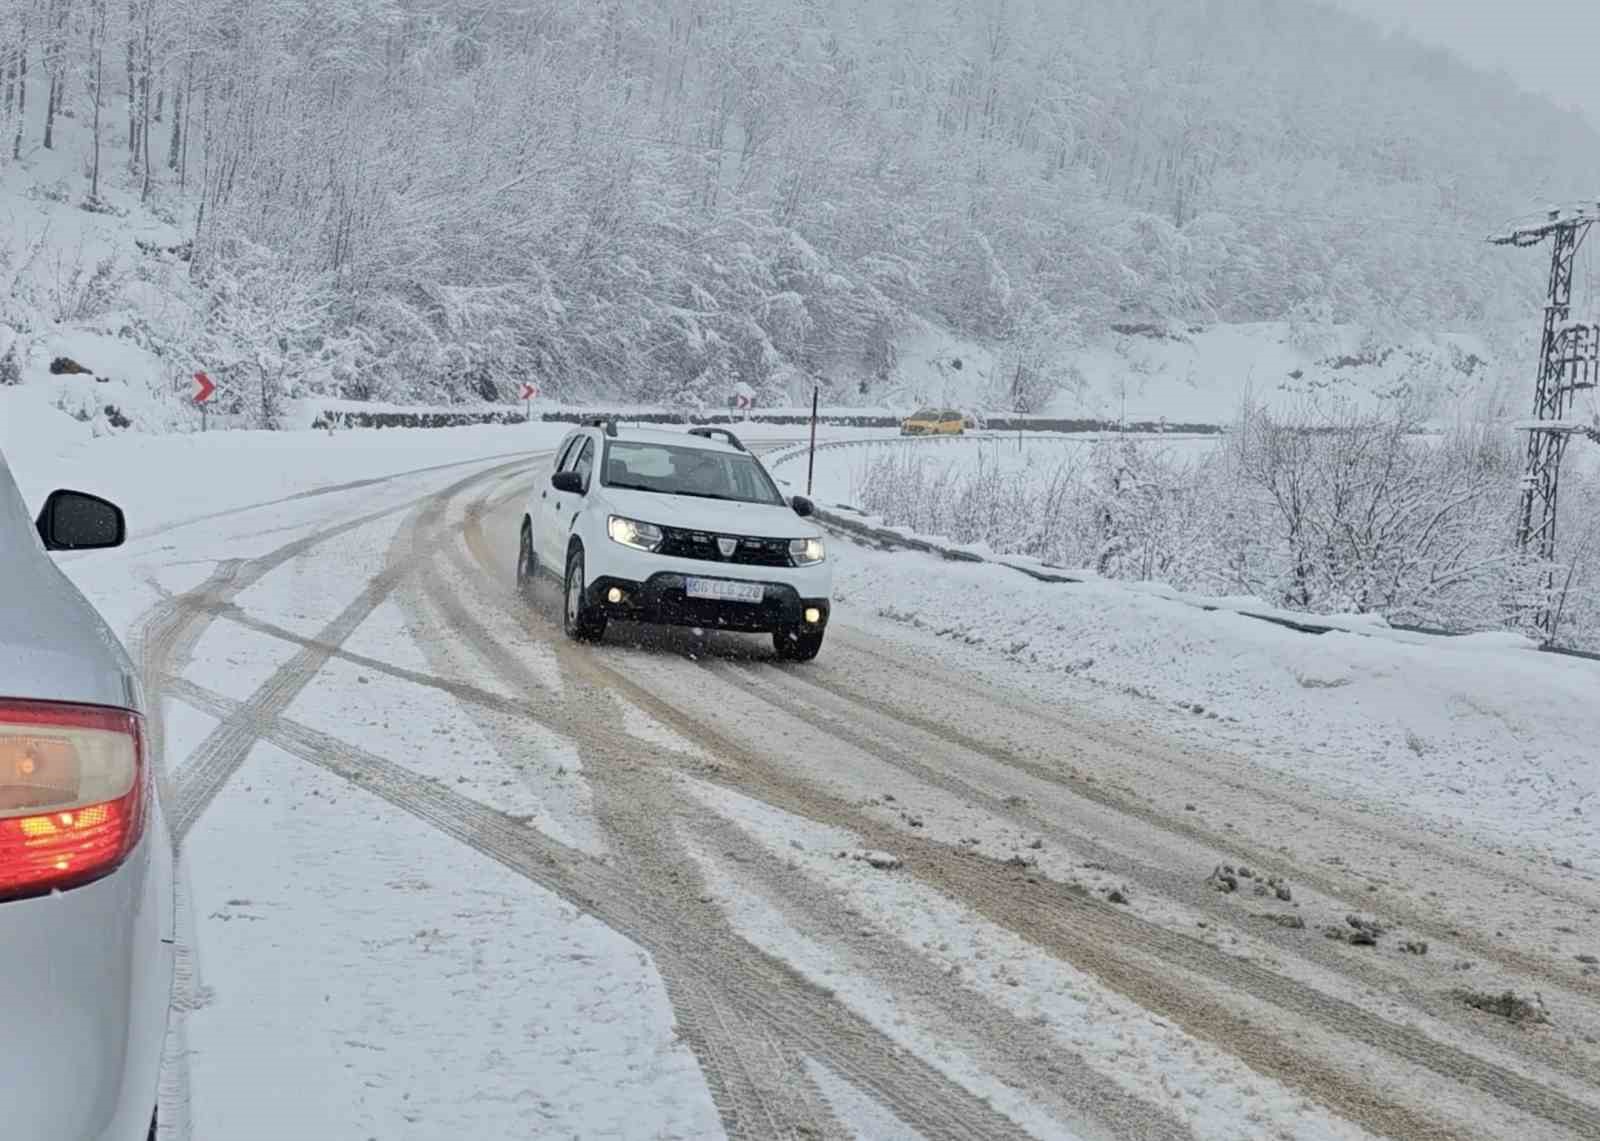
[571,439,596,492]
[554,435,583,474]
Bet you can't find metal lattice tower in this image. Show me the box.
[1490,204,1600,634]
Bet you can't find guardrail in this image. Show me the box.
[541,409,1223,433]
[759,428,1216,474]
[312,408,531,429]
[770,434,1598,664]
[309,405,1226,434]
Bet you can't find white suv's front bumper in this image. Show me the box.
[583,540,832,633]
[588,540,831,596]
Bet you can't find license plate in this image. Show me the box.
[685,577,765,604]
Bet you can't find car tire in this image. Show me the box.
[517,520,538,595]
[773,625,824,662]
[563,546,606,642]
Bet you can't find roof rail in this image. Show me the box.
[585,416,618,437]
[687,426,746,452]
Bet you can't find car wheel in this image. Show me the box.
[773,625,825,662]
[563,546,606,642]
[517,520,538,595]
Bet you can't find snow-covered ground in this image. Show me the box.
[10,409,1600,1140]
[182,740,719,1140]
[773,440,1600,869]
[0,412,872,1138]
[877,319,1504,426]
[0,127,202,438]
[17,422,735,1138]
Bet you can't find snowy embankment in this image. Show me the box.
[772,440,1600,869]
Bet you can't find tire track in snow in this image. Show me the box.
[129,456,541,1137]
[707,659,1600,1095]
[824,627,1600,928]
[795,633,1600,1056]
[453,489,1466,1139]
[136,458,851,1140]
[446,488,1582,1141]
[140,454,1600,1139]
[162,518,1192,1137]
[686,811,1199,1141]
[568,643,1600,1141]
[131,449,540,544]
[429,484,1116,1138]
[162,460,535,841]
[407,541,851,1137]
[162,571,1200,1140]
[162,676,1045,1141]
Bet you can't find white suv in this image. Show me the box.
[518,422,832,661]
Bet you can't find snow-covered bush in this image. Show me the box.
[1214,400,1523,627]
[851,403,1600,646]
[193,239,336,429]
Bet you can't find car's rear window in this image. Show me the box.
[602,442,785,506]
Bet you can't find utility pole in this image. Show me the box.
[1490,203,1600,636]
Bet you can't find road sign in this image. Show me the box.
[192,371,216,404]
[519,383,538,401]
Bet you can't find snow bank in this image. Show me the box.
[832,540,1599,868]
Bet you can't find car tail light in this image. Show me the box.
[0,700,147,903]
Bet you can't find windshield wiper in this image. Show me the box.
[669,490,739,501]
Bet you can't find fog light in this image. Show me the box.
[607,587,624,604]
[804,607,822,625]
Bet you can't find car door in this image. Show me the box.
[535,434,581,567]
[540,435,595,568]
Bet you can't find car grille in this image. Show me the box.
[658,527,792,567]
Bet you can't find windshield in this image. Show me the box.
[601,441,786,505]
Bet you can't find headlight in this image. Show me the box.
[608,516,663,552]
[790,537,825,566]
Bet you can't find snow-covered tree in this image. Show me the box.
[3,0,1599,407]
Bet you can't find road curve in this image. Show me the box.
[139,454,1600,1141]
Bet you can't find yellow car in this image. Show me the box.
[900,407,966,436]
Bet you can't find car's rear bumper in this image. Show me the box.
[0,827,172,1140]
[900,425,960,436]
[589,573,831,634]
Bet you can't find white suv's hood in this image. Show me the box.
[600,488,820,539]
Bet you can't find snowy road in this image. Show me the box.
[55,439,1600,1139]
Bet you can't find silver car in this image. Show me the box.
[0,451,172,1140]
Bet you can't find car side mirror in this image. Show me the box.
[35,489,126,551]
[791,495,815,517]
[551,470,585,494]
